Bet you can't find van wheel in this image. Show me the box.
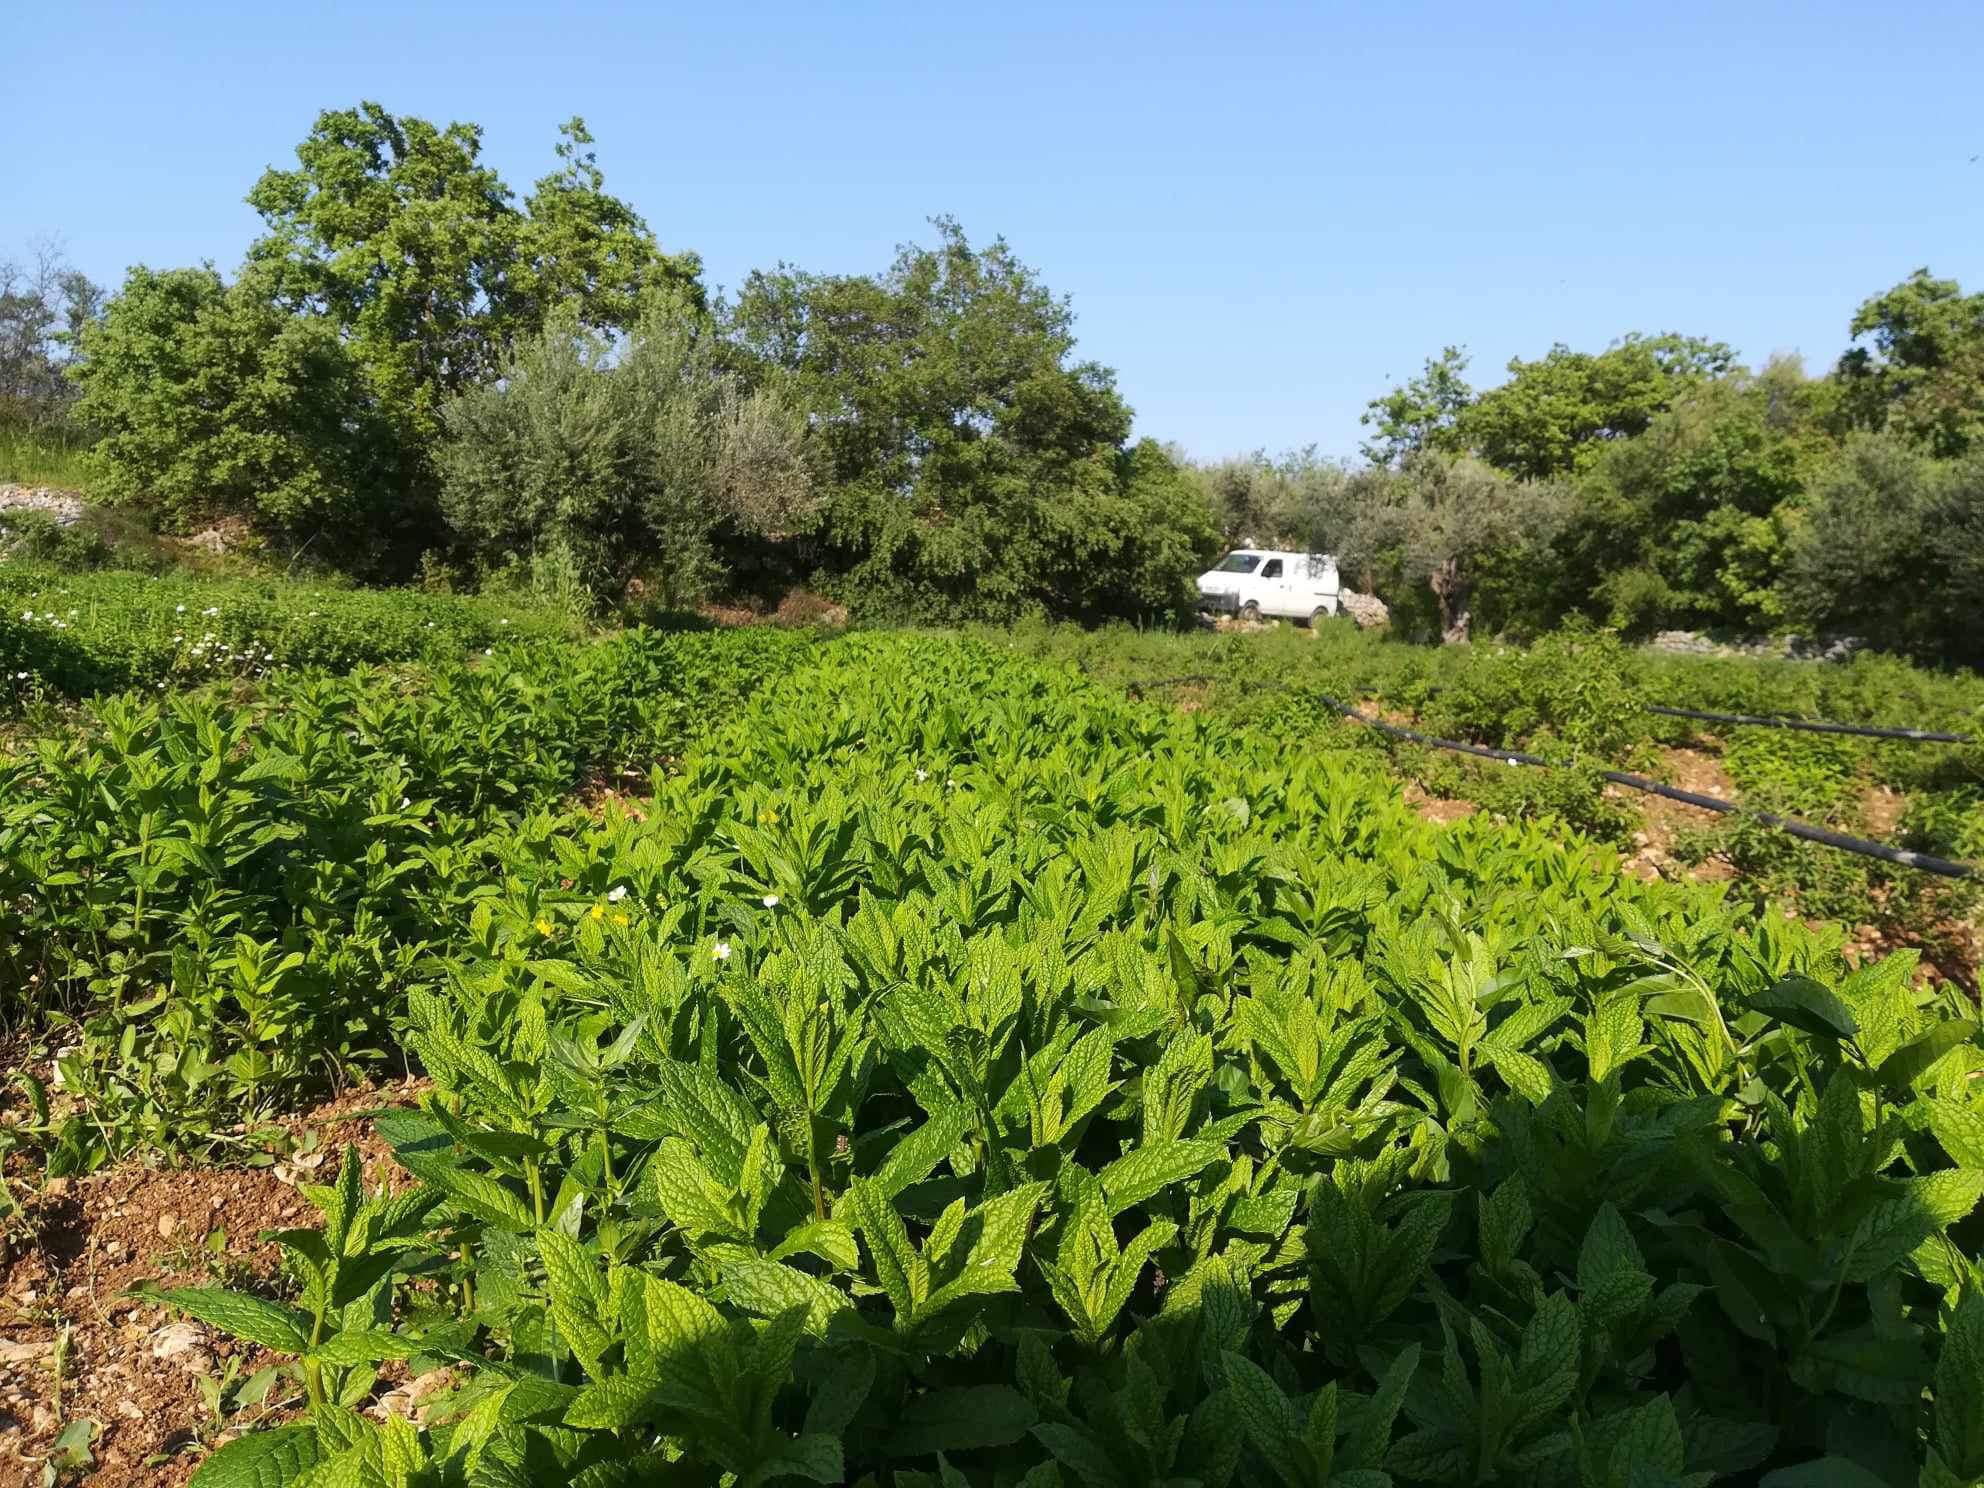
[1238,601,1260,623]
[1308,606,1331,627]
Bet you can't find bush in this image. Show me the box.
[1786,433,1984,664]
[70,265,402,558]
[0,509,110,569]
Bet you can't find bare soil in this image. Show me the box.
[1403,783,1477,824]
[1619,747,1740,883]
[0,1081,425,1488]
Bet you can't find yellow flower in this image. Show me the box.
[536,917,554,937]
[612,912,630,927]
[590,904,605,920]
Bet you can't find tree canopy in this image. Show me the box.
[729,217,1209,619]
[38,98,1984,658]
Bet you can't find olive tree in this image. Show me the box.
[1341,455,1571,643]
[436,306,812,610]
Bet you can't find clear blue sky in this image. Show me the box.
[8,1,1982,459]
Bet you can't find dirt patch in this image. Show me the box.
[1404,783,1476,824]
[1618,747,1740,882]
[1860,784,1908,842]
[0,1082,424,1487]
[772,590,847,628]
[572,760,663,820]
[697,589,849,630]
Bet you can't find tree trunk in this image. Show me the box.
[1430,559,1471,644]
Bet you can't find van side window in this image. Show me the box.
[1260,559,1283,579]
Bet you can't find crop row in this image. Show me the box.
[7,631,1977,1485]
[0,564,580,705]
[2,625,818,1162]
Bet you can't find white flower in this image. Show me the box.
[915,768,929,782]
[19,610,30,620]
[499,618,509,626]
[761,894,779,908]
[175,604,187,613]
[607,884,628,902]
[400,796,411,808]
[712,940,732,962]
[202,606,219,616]
[14,671,26,680]
[483,647,493,657]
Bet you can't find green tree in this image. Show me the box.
[0,240,102,433]
[435,306,812,611]
[1360,345,1472,465]
[1785,432,1984,664]
[729,218,1197,620]
[1341,455,1571,642]
[244,104,700,542]
[1455,333,1734,479]
[1192,446,1357,551]
[1566,361,1821,632]
[1042,439,1221,619]
[70,264,391,553]
[1835,268,1984,456]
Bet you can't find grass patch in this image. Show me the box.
[0,426,92,489]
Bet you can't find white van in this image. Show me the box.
[1196,550,1341,623]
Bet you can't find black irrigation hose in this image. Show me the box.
[1594,769,1979,878]
[1319,694,1982,881]
[1124,674,1981,881]
[1646,705,1973,744]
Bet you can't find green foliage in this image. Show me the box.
[3,624,813,1164]
[731,217,1214,621]
[1339,455,1573,642]
[1194,447,1359,552]
[0,510,113,571]
[5,621,1975,1484]
[70,264,396,554]
[1786,435,1984,668]
[436,305,813,610]
[1360,345,1473,466]
[0,239,101,439]
[1452,333,1736,480]
[1837,268,1984,457]
[245,105,698,445]
[0,425,93,489]
[0,565,578,703]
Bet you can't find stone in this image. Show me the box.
[150,1321,215,1375]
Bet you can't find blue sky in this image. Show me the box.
[8,1,1982,458]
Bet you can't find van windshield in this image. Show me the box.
[1214,553,1262,574]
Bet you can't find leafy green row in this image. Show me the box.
[2,625,817,1162]
[0,564,579,705]
[127,633,1983,1487]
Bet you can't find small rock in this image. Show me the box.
[117,1398,146,1421]
[157,1214,178,1240]
[372,1367,455,1424]
[151,1321,215,1375]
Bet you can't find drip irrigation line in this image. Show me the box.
[1316,693,1981,881]
[1646,705,1972,743]
[1122,674,1980,881]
